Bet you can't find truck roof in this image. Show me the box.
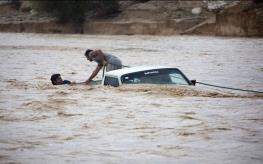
[104,65,176,77]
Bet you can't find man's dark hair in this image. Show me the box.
[50,73,61,85]
[85,49,93,57]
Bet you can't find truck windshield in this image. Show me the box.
[121,68,190,85]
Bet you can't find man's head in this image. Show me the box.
[85,49,93,61]
[50,73,63,85]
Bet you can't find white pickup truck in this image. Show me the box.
[100,65,196,87]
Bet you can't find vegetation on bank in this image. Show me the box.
[30,0,119,23]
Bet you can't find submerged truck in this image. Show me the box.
[100,66,196,87]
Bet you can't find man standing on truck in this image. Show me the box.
[84,49,122,84]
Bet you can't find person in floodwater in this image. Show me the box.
[50,74,71,85]
[84,49,122,84]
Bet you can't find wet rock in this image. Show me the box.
[206,0,227,11]
[20,1,32,12]
[191,7,202,15]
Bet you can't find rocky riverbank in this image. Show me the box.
[0,0,262,36]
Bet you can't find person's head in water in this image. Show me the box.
[50,74,71,85]
[50,74,63,85]
[85,49,93,61]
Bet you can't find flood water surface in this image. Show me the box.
[0,33,263,163]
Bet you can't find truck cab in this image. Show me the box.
[102,66,195,87]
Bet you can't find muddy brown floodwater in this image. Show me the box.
[0,33,262,164]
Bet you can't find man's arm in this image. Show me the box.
[86,65,103,84]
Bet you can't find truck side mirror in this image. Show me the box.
[190,80,196,86]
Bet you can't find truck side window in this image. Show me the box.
[104,76,119,87]
[121,68,190,85]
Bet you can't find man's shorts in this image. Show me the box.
[106,57,122,72]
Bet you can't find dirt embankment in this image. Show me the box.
[183,1,263,37]
[0,0,262,36]
[215,2,263,36]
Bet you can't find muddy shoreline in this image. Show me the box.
[0,1,262,36]
[0,14,261,37]
[0,20,198,35]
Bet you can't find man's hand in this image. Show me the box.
[70,81,77,85]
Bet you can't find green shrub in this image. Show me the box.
[91,0,120,17]
[30,0,119,23]
[8,0,22,10]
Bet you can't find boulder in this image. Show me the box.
[20,1,32,12]
[191,7,202,15]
